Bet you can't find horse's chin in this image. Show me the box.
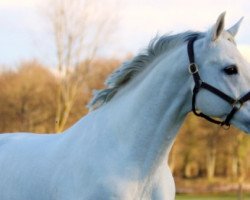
[232,121,250,134]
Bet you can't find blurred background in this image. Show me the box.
[1,0,250,199]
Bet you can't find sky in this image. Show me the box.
[0,0,250,67]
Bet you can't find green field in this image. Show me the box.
[176,194,250,200]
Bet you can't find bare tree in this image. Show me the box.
[0,61,58,133]
[42,0,119,132]
[205,126,220,182]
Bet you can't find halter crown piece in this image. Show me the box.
[187,37,250,128]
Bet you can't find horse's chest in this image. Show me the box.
[99,167,175,200]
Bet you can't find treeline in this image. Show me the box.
[171,116,250,182]
[0,59,250,183]
[0,59,120,133]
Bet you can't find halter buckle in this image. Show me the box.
[189,63,198,74]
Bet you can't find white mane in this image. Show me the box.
[88,31,204,110]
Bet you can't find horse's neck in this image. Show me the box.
[69,45,191,176]
[96,46,191,173]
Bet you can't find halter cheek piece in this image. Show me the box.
[187,37,250,128]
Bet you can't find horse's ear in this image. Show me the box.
[208,12,226,42]
[227,17,244,37]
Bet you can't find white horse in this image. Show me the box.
[1,12,250,200]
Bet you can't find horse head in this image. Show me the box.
[191,12,250,133]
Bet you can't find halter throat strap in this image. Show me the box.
[187,37,250,127]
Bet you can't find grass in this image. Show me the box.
[176,194,250,200]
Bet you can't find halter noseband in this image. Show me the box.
[187,37,250,128]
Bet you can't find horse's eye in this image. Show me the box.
[223,65,238,75]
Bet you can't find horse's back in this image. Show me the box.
[0,132,60,155]
[0,132,45,148]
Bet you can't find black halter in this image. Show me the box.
[187,37,250,128]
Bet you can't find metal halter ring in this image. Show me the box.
[194,109,202,115]
[232,100,243,110]
[189,63,198,74]
[222,123,231,130]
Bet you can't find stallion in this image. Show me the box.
[0,12,250,200]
